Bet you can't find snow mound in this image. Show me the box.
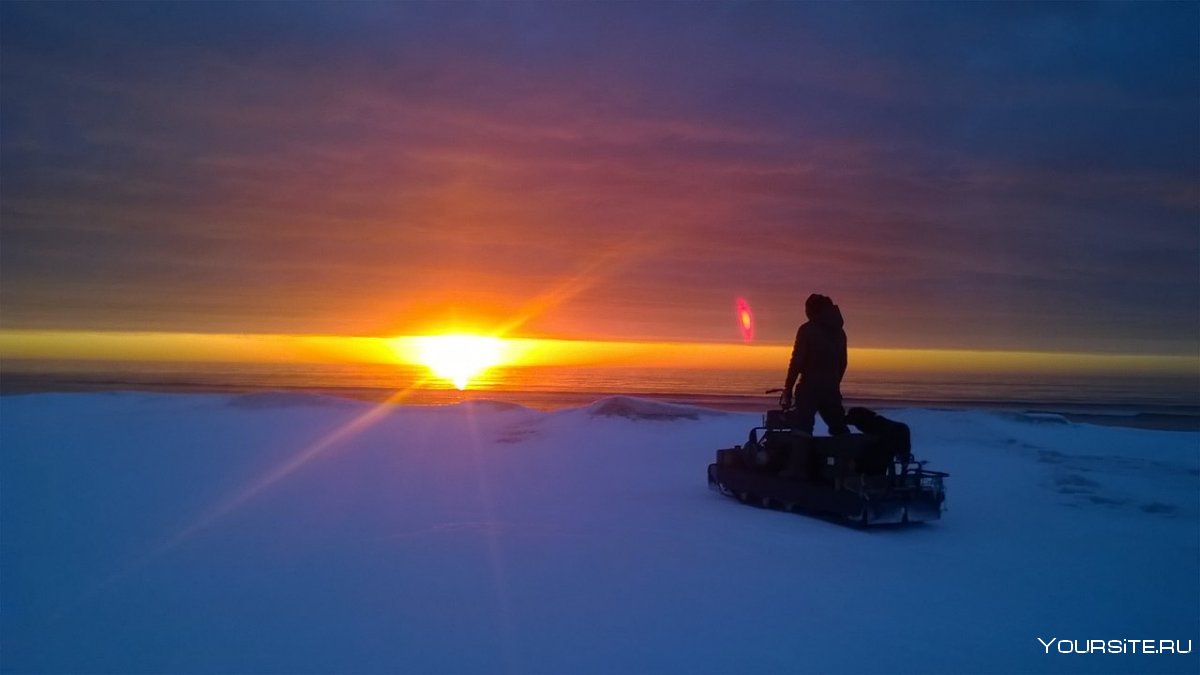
[581,395,724,420]
[227,391,362,409]
[439,399,535,414]
[1017,411,1072,425]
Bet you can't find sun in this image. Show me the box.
[411,334,505,390]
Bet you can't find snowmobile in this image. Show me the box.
[707,400,948,526]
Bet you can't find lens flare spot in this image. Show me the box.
[735,297,755,342]
[414,334,504,390]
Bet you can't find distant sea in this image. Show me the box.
[2,358,1197,431]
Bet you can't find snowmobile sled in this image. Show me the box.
[707,405,948,526]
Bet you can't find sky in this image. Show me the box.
[1,2,1198,360]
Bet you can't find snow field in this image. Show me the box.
[2,393,1197,674]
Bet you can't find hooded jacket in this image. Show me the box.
[784,303,847,393]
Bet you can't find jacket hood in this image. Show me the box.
[814,304,844,330]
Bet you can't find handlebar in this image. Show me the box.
[765,388,793,409]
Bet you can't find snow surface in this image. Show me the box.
[2,392,1197,674]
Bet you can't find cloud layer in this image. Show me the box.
[2,3,1197,354]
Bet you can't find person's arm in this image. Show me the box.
[784,325,805,393]
[838,333,848,382]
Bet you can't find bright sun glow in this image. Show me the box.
[412,334,505,390]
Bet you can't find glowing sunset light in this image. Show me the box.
[3,330,1196,379]
[411,334,505,390]
[0,4,1196,369]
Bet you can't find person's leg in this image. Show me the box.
[818,391,850,435]
[791,386,817,434]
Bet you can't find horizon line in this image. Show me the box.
[0,329,1195,377]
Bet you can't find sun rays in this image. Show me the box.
[147,249,642,558]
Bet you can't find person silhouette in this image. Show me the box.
[781,293,849,435]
